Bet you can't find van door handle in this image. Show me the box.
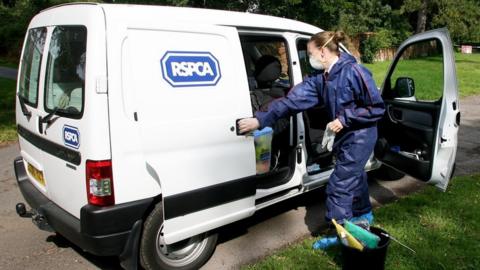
[235,118,253,136]
[392,109,403,121]
[387,105,403,123]
[38,116,44,134]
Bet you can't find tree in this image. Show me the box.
[432,0,480,43]
[401,0,430,33]
[1,0,479,60]
[400,0,480,43]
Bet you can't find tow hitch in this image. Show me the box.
[16,202,54,232]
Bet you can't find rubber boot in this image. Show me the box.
[349,211,374,230]
[312,236,339,250]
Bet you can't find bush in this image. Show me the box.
[360,36,380,63]
[360,29,394,63]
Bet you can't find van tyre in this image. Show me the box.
[139,203,218,270]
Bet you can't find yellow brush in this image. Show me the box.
[332,219,364,251]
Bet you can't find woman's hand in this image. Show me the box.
[238,118,260,134]
[329,119,343,133]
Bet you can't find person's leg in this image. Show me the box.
[325,128,376,223]
[351,127,377,221]
[325,167,358,222]
[352,171,372,216]
[349,170,374,225]
[314,147,365,250]
[313,128,376,250]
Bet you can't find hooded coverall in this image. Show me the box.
[255,52,385,222]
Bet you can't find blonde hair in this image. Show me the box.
[309,31,346,55]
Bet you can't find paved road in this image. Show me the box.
[0,95,478,270]
[0,66,17,80]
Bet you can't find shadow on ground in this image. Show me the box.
[46,234,122,269]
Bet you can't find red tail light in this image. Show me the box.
[86,160,114,206]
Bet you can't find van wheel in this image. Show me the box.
[139,203,218,270]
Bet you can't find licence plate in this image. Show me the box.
[27,163,45,186]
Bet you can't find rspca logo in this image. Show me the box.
[160,51,221,87]
[63,125,80,149]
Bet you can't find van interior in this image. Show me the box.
[239,35,334,190]
[296,39,335,174]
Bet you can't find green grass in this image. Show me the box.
[244,174,480,270]
[0,77,17,144]
[364,52,480,99]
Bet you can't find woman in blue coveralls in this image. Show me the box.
[238,31,385,248]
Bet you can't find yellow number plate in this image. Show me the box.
[27,163,45,186]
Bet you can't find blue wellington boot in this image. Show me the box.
[349,211,374,227]
[312,236,339,250]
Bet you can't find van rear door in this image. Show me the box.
[16,27,48,195]
[16,5,110,218]
[122,23,257,244]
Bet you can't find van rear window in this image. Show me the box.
[19,28,47,107]
[44,26,87,118]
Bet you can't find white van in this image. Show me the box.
[14,3,459,270]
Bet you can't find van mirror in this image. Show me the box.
[394,77,415,98]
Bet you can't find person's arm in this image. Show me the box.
[336,65,385,128]
[255,74,323,129]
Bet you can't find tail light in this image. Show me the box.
[86,160,114,206]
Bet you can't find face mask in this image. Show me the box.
[308,34,335,71]
[309,56,325,70]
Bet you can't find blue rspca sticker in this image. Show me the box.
[160,51,221,87]
[63,125,80,149]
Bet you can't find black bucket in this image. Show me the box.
[341,227,390,270]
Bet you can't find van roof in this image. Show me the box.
[39,3,322,35]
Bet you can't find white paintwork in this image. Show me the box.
[18,5,111,218]
[164,197,255,244]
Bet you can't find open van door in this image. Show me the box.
[375,28,459,191]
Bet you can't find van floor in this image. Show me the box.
[255,125,295,190]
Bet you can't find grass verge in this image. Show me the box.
[0,78,17,145]
[364,52,480,98]
[244,174,480,270]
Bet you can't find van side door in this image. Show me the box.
[124,23,256,244]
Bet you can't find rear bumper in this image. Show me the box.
[14,157,154,256]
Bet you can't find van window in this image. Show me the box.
[296,38,314,78]
[389,39,444,102]
[240,35,291,91]
[44,26,87,117]
[18,27,47,107]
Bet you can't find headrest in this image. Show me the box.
[254,55,281,87]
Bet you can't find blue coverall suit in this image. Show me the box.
[255,52,385,222]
